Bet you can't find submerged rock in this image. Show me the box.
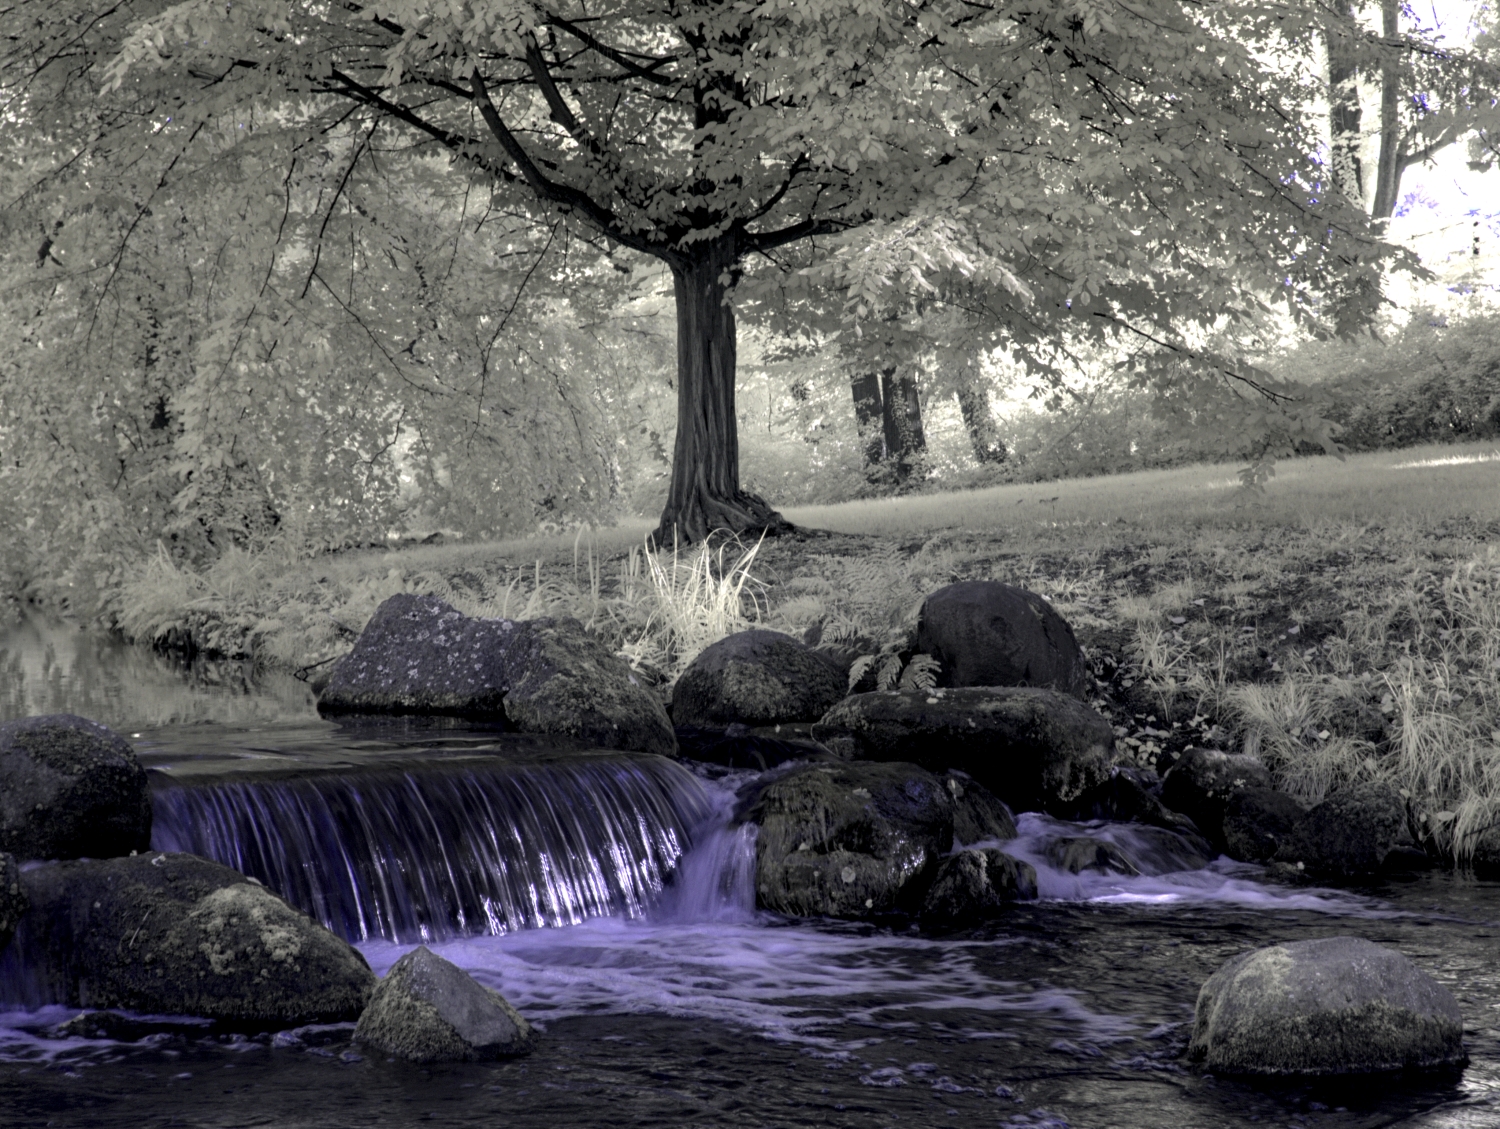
[744,761,953,919]
[355,945,535,1063]
[1046,836,1140,876]
[0,852,24,955]
[1275,783,1426,878]
[921,849,1037,927]
[1222,787,1306,863]
[671,630,846,727]
[945,771,1018,845]
[915,581,1091,698]
[811,687,1115,815]
[318,594,675,756]
[1160,748,1272,849]
[0,714,152,861]
[1189,937,1466,1075]
[16,852,374,1028]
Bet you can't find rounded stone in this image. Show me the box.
[1189,936,1466,1075]
[671,629,846,727]
[916,581,1090,697]
[355,945,535,1063]
[0,714,152,861]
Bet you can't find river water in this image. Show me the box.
[1,614,1498,1129]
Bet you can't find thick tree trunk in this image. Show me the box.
[881,366,927,484]
[850,371,886,469]
[652,235,789,545]
[1370,0,1403,224]
[1326,0,1365,205]
[955,382,1006,465]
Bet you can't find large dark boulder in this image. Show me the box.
[915,581,1090,698]
[1189,937,1466,1075]
[0,714,151,861]
[1275,783,1425,878]
[744,761,954,919]
[671,629,846,727]
[15,852,374,1028]
[355,945,535,1063]
[318,594,675,756]
[921,849,1037,928]
[1160,748,1272,849]
[811,687,1116,815]
[0,852,24,955]
[1222,787,1307,863]
[944,771,1018,844]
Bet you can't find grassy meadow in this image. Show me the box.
[112,440,1500,862]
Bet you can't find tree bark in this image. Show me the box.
[1326,0,1365,205]
[1371,0,1404,224]
[955,382,1006,465]
[652,234,790,545]
[880,367,927,484]
[850,371,886,469]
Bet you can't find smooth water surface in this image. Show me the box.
[2,614,1499,1129]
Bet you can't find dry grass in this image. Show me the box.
[112,439,1500,862]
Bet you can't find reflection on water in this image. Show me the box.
[0,609,318,730]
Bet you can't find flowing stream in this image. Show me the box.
[2,613,1499,1129]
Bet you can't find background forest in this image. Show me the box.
[1,0,1498,625]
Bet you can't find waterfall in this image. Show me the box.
[150,753,715,943]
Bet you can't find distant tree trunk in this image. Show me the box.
[653,234,789,545]
[955,382,1006,465]
[850,371,886,469]
[1326,0,1365,205]
[881,367,926,483]
[1370,0,1403,224]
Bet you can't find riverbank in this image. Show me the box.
[89,441,1500,863]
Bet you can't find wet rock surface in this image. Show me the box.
[1189,936,1466,1075]
[744,761,953,919]
[915,580,1091,697]
[811,687,1115,815]
[0,852,24,955]
[317,594,675,756]
[1046,836,1141,876]
[671,629,846,727]
[15,852,374,1028]
[1160,748,1272,849]
[674,723,832,770]
[1059,765,1202,839]
[1275,783,1425,878]
[1222,786,1307,863]
[0,714,151,861]
[944,771,1017,845]
[355,945,535,1063]
[921,848,1037,928]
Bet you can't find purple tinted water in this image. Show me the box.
[2,616,1499,1128]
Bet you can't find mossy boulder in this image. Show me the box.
[355,945,535,1063]
[921,848,1037,928]
[945,770,1018,845]
[744,761,954,919]
[811,687,1115,815]
[916,581,1091,698]
[1189,937,1466,1075]
[1160,748,1272,849]
[1275,783,1426,878]
[15,852,374,1028]
[318,594,675,756]
[1222,787,1307,863]
[0,714,151,861]
[671,629,846,727]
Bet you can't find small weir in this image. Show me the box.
[150,752,717,942]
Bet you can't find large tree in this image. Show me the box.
[7,0,1388,544]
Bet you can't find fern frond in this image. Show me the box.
[899,654,942,693]
[847,654,876,693]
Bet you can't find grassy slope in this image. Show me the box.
[116,441,1500,860]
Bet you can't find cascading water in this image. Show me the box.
[150,752,717,943]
